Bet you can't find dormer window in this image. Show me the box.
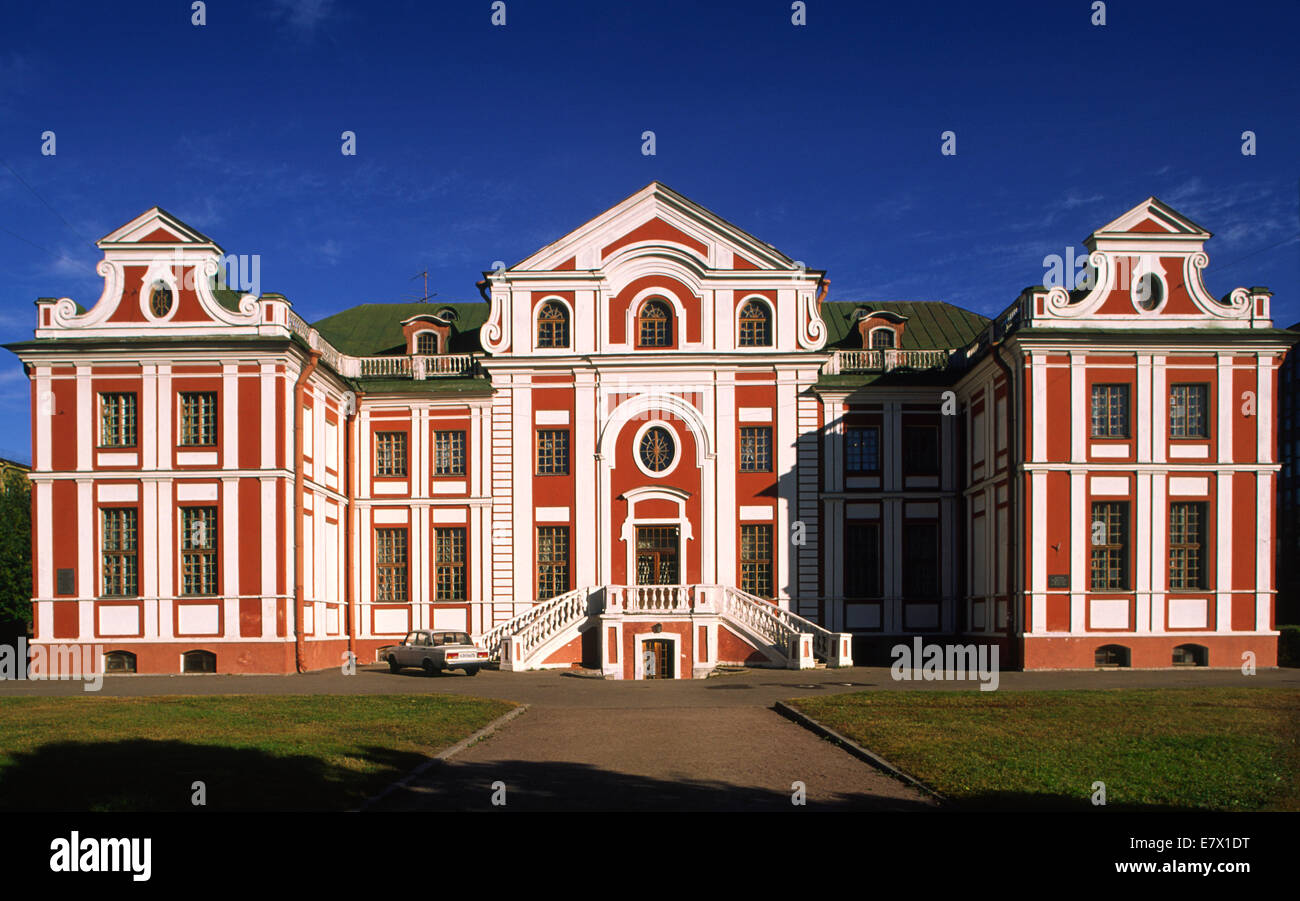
[415,332,438,355]
[637,299,672,348]
[148,282,173,318]
[738,299,772,347]
[855,308,907,349]
[537,301,570,348]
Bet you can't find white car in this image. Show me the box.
[384,630,489,676]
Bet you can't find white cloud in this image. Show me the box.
[270,0,337,33]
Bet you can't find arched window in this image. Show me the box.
[104,650,136,673]
[415,332,437,355]
[738,299,772,347]
[870,328,895,349]
[637,299,672,348]
[537,301,569,348]
[182,650,216,673]
[1172,644,1208,667]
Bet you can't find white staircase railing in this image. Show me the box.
[720,587,804,659]
[606,584,690,613]
[477,584,852,671]
[722,587,851,665]
[478,587,592,662]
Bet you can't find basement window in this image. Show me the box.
[104,651,136,674]
[182,650,216,673]
[1094,644,1130,668]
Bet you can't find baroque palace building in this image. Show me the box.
[8,184,1295,676]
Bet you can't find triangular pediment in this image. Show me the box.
[97,207,223,250]
[1088,196,1211,242]
[508,182,807,273]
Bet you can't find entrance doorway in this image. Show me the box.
[642,638,673,679]
[636,526,680,585]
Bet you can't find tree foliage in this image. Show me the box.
[0,468,32,631]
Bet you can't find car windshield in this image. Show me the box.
[434,632,472,646]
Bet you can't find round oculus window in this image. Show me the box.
[148,282,174,318]
[1134,272,1164,311]
[638,426,675,473]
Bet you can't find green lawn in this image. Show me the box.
[0,694,516,811]
[789,687,1300,811]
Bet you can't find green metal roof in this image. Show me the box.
[313,302,490,356]
[212,288,246,312]
[820,300,989,350]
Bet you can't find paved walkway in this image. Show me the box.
[374,704,935,811]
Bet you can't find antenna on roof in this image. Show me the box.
[410,271,437,302]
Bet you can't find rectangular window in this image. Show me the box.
[376,528,408,603]
[179,506,218,596]
[1169,502,1207,590]
[902,523,939,597]
[180,392,218,446]
[1089,502,1128,591]
[902,425,939,475]
[740,524,773,598]
[1169,384,1209,438]
[537,526,570,600]
[101,508,138,597]
[375,432,407,477]
[1091,384,1129,438]
[536,430,569,475]
[845,427,880,474]
[844,522,882,598]
[739,427,772,472]
[99,393,137,447]
[433,527,466,601]
[432,430,466,476]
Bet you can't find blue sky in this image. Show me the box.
[1,0,1297,463]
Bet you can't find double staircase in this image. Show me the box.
[479,585,853,674]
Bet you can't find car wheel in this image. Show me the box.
[422,659,438,676]
[388,656,401,674]
[463,667,479,677]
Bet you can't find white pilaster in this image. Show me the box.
[716,379,736,585]
[1135,471,1151,633]
[1136,354,1152,464]
[1218,354,1234,465]
[223,363,238,470]
[259,363,276,469]
[775,376,797,601]
[1070,354,1085,463]
[1152,356,1167,464]
[1069,471,1086,632]
[76,365,91,471]
[1256,356,1273,464]
[511,381,533,601]
[575,373,597,587]
[1150,473,1166,633]
[1216,472,1232,631]
[1030,353,1046,463]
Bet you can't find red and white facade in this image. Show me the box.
[9,186,1292,675]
